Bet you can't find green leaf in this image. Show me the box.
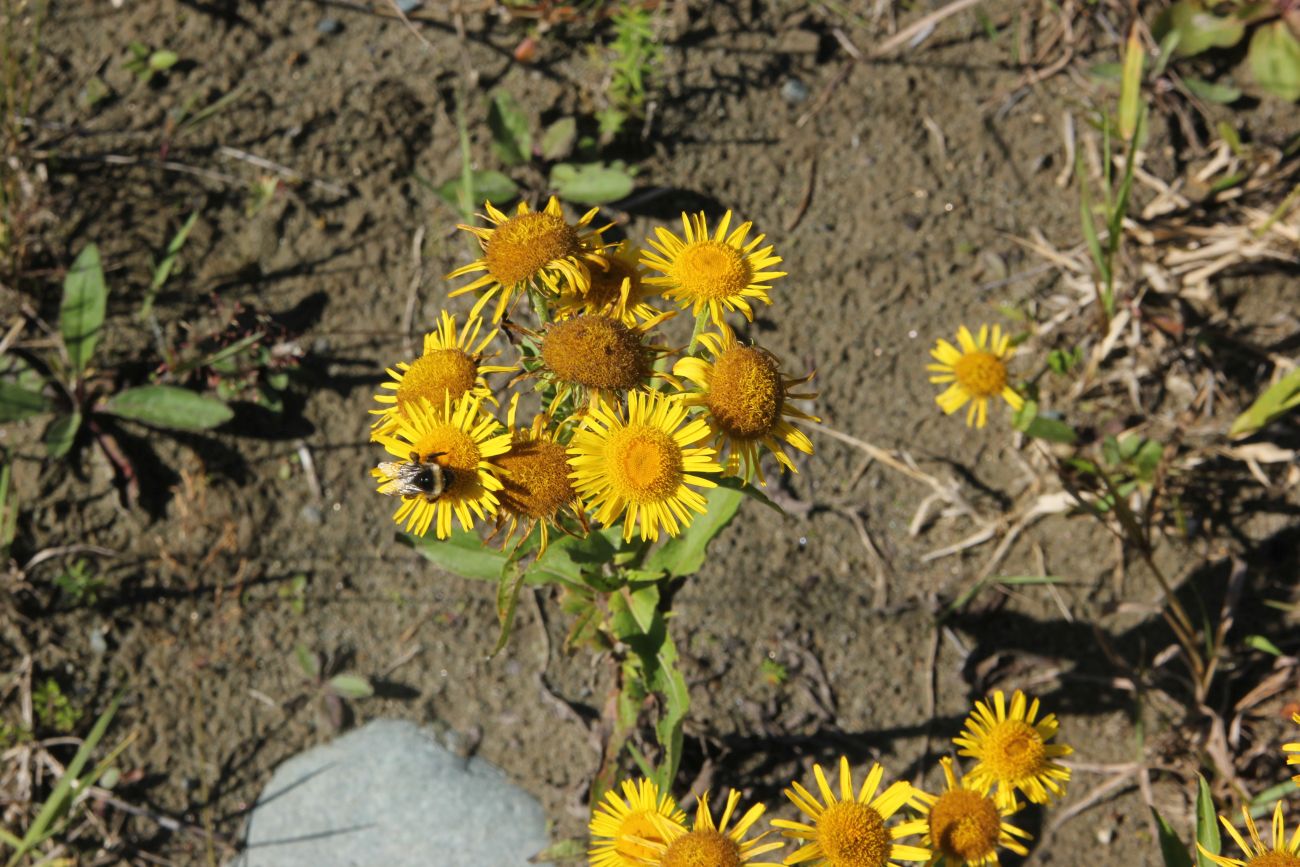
[549,161,635,205]
[1013,400,1078,444]
[43,412,81,459]
[643,483,744,578]
[60,244,107,378]
[1230,368,1300,437]
[148,50,179,72]
[327,674,374,700]
[532,528,620,584]
[650,634,689,792]
[100,385,232,431]
[528,838,587,862]
[1196,774,1221,867]
[0,382,50,422]
[1244,634,1283,656]
[1247,780,1295,820]
[1134,439,1164,481]
[539,117,577,160]
[294,644,320,679]
[1152,807,1194,867]
[1249,22,1300,101]
[1183,77,1242,104]
[488,90,532,166]
[435,170,519,210]
[492,562,528,656]
[1153,1,1245,58]
[406,525,509,582]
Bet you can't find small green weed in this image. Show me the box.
[596,3,662,140]
[32,678,80,734]
[53,558,103,607]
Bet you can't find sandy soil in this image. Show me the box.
[5,2,1300,865]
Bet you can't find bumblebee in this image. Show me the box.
[376,452,453,502]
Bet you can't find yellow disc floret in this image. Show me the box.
[661,829,743,867]
[395,350,480,407]
[953,351,1009,399]
[496,438,574,521]
[705,345,783,439]
[927,789,1002,863]
[485,210,580,287]
[815,800,891,867]
[588,777,686,867]
[541,315,650,391]
[604,424,684,503]
[674,241,752,301]
[978,719,1047,782]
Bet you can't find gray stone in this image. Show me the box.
[237,719,553,867]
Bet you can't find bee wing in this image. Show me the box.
[375,462,406,497]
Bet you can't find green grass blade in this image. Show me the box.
[1195,774,1221,867]
[1119,24,1145,142]
[9,692,123,866]
[1152,807,1193,867]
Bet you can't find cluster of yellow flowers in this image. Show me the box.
[368,197,818,549]
[591,689,1071,867]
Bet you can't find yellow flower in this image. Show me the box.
[643,790,785,867]
[538,310,678,418]
[927,324,1024,428]
[567,390,722,542]
[492,395,583,555]
[771,756,930,867]
[371,310,513,434]
[1284,713,1300,786]
[673,328,818,485]
[641,210,786,329]
[447,196,611,322]
[553,241,664,327]
[371,395,511,539]
[953,690,1071,811]
[1198,801,1300,867]
[914,757,1030,866]
[588,777,687,867]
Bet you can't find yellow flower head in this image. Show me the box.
[772,756,931,867]
[567,390,722,542]
[953,690,1071,811]
[492,395,582,555]
[371,310,513,434]
[538,310,677,417]
[553,241,664,327]
[643,790,785,867]
[673,328,818,486]
[1198,802,1300,867]
[371,395,512,539]
[927,324,1024,429]
[1283,713,1300,786]
[915,757,1030,866]
[641,210,786,329]
[589,777,686,867]
[447,196,611,322]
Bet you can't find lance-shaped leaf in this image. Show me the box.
[100,385,232,431]
[60,244,107,378]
